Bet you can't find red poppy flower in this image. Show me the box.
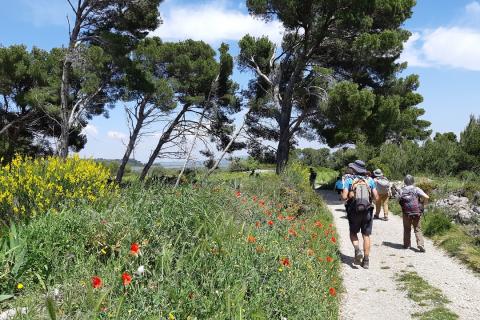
[247,235,256,243]
[130,243,140,256]
[255,221,261,228]
[286,215,295,221]
[300,224,306,231]
[252,196,258,202]
[122,272,132,286]
[277,215,285,221]
[329,223,333,228]
[331,236,336,243]
[280,257,290,267]
[264,210,272,216]
[288,228,298,237]
[317,257,324,262]
[258,200,265,207]
[326,256,334,263]
[329,287,336,297]
[91,276,102,289]
[267,220,274,226]
[314,221,323,228]
[235,191,241,198]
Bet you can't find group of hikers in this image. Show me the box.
[332,160,429,269]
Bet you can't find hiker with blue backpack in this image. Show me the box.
[373,169,391,221]
[397,174,429,252]
[342,160,379,269]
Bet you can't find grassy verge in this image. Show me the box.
[1,165,339,319]
[397,271,458,319]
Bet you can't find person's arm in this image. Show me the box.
[372,188,379,202]
[416,187,429,204]
[342,188,349,200]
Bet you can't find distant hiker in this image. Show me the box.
[342,160,379,269]
[373,169,391,221]
[397,174,429,252]
[249,169,255,177]
[309,167,317,189]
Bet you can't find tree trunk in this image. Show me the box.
[58,4,83,158]
[174,109,206,187]
[139,105,190,181]
[116,119,144,184]
[276,100,293,174]
[205,111,249,178]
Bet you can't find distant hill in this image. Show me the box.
[94,158,143,167]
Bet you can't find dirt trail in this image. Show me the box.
[319,190,480,320]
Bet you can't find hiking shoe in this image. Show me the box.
[361,257,370,269]
[373,215,380,219]
[354,248,363,265]
[384,216,389,221]
[418,245,426,253]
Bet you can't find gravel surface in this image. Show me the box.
[319,190,480,320]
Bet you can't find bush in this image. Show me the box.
[423,210,452,237]
[0,155,112,219]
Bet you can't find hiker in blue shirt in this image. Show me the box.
[342,160,379,269]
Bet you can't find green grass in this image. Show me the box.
[412,307,459,320]
[1,168,339,319]
[397,271,457,319]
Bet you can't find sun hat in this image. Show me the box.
[348,160,367,175]
[373,169,383,178]
[404,174,415,186]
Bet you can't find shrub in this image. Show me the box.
[0,155,112,219]
[423,210,452,237]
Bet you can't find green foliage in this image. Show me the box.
[460,115,480,170]
[1,171,339,318]
[423,210,452,237]
[290,148,330,167]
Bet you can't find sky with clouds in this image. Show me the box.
[1,0,479,162]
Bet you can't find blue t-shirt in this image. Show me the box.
[343,176,376,192]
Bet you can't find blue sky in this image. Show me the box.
[1,0,479,162]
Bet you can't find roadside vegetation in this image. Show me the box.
[1,159,339,319]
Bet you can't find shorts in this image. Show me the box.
[346,203,373,235]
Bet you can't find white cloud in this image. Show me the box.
[465,1,480,15]
[399,32,431,68]
[422,27,480,71]
[107,131,127,141]
[152,2,284,44]
[82,124,98,137]
[400,1,480,72]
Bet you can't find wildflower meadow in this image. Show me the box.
[0,158,340,319]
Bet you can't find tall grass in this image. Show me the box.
[1,167,339,319]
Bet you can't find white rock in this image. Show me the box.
[0,308,28,320]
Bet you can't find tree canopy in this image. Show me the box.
[240,0,431,173]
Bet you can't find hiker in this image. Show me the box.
[309,167,317,189]
[397,174,429,252]
[373,169,391,221]
[342,160,379,269]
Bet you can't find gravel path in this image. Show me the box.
[319,190,480,320]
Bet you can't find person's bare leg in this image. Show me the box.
[351,233,363,264]
[362,234,371,257]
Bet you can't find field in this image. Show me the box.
[1,160,340,319]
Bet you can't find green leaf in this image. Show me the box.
[0,294,14,302]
